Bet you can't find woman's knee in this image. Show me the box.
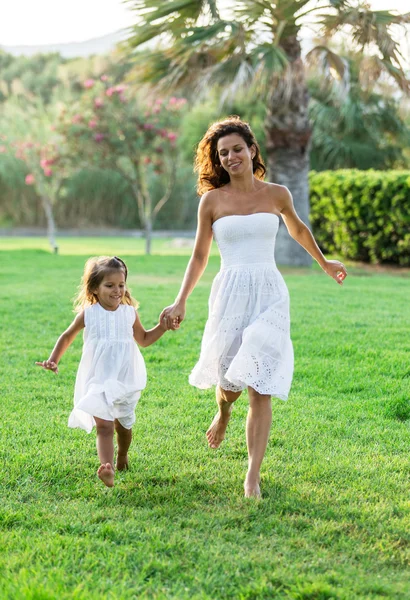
[247,387,271,406]
[219,386,242,403]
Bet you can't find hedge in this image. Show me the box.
[309,170,410,266]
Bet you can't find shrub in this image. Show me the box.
[309,170,410,265]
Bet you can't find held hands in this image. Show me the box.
[35,360,58,374]
[322,259,347,285]
[160,302,186,330]
[160,314,180,331]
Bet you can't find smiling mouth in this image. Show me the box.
[229,162,241,168]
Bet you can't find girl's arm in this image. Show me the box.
[36,311,85,373]
[277,186,347,285]
[161,192,214,326]
[132,311,170,347]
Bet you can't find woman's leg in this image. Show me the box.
[95,417,115,487]
[114,419,132,471]
[206,386,242,448]
[244,388,272,498]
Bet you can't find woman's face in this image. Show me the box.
[216,133,255,178]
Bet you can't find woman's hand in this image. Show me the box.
[160,302,186,330]
[322,259,347,285]
[35,360,59,373]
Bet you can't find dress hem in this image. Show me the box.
[189,376,289,401]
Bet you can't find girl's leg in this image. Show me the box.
[244,387,272,498]
[206,386,242,448]
[114,419,132,471]
[95,417,115,487]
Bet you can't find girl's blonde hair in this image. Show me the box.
[194,116,266,196]
[73,256,138,312]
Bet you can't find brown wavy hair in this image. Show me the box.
[194,116,266,195]
[73,256,138,312]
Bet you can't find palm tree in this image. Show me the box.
[125,0,409,265]
[308,55,410,171]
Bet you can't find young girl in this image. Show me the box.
[36,255,174,488]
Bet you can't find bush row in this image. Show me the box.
[309,170,410,266]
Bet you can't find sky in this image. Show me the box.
[0,0,408,46]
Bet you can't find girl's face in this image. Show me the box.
[95,270,126,311]
[216,133,255,178]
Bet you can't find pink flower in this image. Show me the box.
[114,84,127,94]
[83,79,95,89]
[168,132,177,142]
[72,114,82,124]
[43,167,52,177]
[94,97,104,108]
[0,145,6,153]
[101,74,109,82]
[25,174,35,185]
[40,158,56,168]
[88,119,98,129]
[169,97,187,110]
[106,87,115,97]
[143,157,151,165]
[143,123,154,130]
[94,133,105,142]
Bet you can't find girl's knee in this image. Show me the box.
[95,418,115,436]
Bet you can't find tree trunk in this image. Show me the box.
[145,215,152,255]
[266,35,312,267]
[41,196,58,254]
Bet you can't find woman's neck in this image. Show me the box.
[223,176,264,194]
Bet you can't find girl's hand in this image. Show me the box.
[35,360,59,374]
[322,259,347,285]
[160,302,186,330]
[159,315,180,331]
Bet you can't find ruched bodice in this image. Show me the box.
[189,212,294,399]
[212,212,278,269]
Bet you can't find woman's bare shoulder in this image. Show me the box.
[199,188,222,214]
[264,182,292,208]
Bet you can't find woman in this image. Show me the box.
[161,117,346,498]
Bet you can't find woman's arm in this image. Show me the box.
[36,311,85,373]
[278,186,347,284]
[161,192,214,325]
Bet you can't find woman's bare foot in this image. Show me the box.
[206,407,233,449]
[244,473,261,499]
[116,454,129,471]
[97,463,115,487]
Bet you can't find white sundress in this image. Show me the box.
[189,213,294,400]
[68,303,147,433]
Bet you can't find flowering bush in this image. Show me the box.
[58,76,187,252]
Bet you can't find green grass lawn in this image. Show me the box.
[0,238,409,599]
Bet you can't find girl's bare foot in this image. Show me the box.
[97,463,115,487]
[116,454,129,471]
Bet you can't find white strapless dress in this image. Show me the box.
[189,213,294,399]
